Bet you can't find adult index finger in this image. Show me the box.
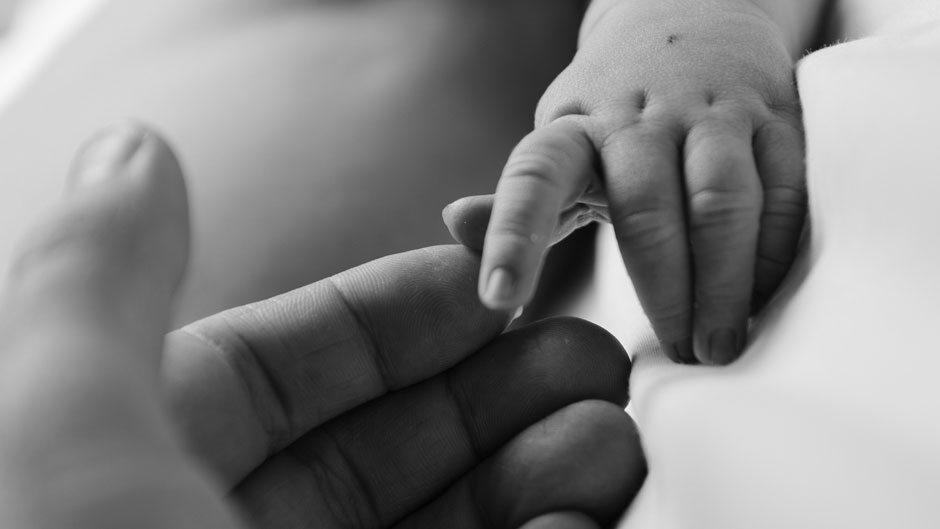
[163,245,513,486]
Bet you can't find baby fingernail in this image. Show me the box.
[71,123,146,189]
[708,329,740,366]
[483,267,516,307]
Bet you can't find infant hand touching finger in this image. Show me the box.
[446,2,807,366]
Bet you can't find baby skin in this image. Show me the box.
[445,0,830,365]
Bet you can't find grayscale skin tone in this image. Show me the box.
[0,0,586,326]
[447,0,832,366]
[0,124,646,529]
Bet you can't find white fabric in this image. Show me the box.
[573,3,940,527]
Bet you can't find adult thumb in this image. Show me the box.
[4,121,190,378]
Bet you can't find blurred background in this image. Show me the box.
[0,0,588,326]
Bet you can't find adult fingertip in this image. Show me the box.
[518,511,599,529]
[71,121,190,295]
[68,121,149,191]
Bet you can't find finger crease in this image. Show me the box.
[180,325,293,455]
[326,278,392,394]
[502,164,566,195]
[444,369,484,461]
[288,432,380,529]
[756,252,793,270]
[468,471,499,529]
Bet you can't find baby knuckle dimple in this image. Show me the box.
[612,205,683,252]
[586,88,652,124]
[504,136,583,182]
[503,155,565,189]
[763,181,807,202]
[688,187,761,228]
[762,185,807,218]
[760,207,806,235]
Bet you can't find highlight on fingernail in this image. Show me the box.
[482,267,517,308]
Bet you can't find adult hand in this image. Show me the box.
[0,124,646,528]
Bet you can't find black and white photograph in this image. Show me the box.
[0,0,935,527]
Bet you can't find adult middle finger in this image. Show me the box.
[231,317,631,528]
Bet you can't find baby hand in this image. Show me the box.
[448,4,806,365]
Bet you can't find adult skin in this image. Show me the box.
[0,0,585,325]
[0,124,646,528]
